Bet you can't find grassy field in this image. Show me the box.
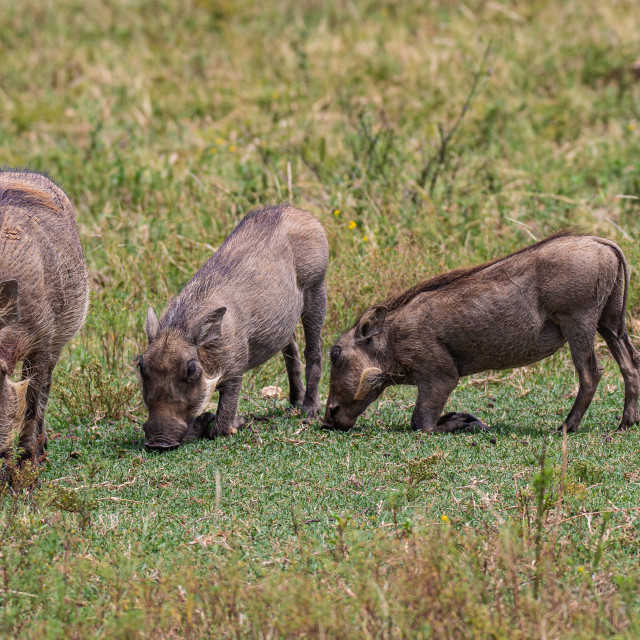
[2,0,640,637]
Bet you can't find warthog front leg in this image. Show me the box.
[21,346,57,460]
[411,372,460,433]
[282,338,305,408]
[300,282,326,417]
[207,377,244,437]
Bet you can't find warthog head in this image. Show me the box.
[323,307,390,430]
[138,306,226,450]
[0,279,33,459]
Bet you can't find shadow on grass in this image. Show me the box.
[330,416,574,438]
[479,420,552,437]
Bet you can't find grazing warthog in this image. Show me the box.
[0,170,89,461]
[324,233,640,434]
[139,204,328,450]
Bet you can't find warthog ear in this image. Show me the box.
[146,307,160,344]
[196,307,227,347]
[354,367,383,401]
[0,279,19,330]
[356,306,387,342]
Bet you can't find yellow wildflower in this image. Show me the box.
[628,123,636,132]
[229,145,236,152]
[332,208,340,217]
[577,565,585,573]
[348,220,357,230]
[362,235,368,242]
[440,514,450,523]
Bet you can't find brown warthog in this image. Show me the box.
[139,204,328,450]
[0,170,89,460]
[324,233,640,434]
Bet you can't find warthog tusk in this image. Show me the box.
[354,367,382,401]
[196,373,222,414]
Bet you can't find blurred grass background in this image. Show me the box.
[3,0,640,366]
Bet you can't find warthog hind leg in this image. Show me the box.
[596,262,640,430]
[597,327,640,430]
[560,320,602,433]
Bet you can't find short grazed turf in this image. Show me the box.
[2,0,640,637]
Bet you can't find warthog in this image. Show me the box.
[139,204,328,450]
[0,170,89,460]
[324,233,640,434]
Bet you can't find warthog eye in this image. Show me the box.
[330,345,342,366]
[186,359,200,381]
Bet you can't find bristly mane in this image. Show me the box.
[355,231,578,324]
[0,185,62,213]
[225,202,288,240]
[0,168,65,213]
[0,166,56,183]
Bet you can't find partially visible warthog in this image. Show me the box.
[324,233,640,434]
[0,170,89,461]
[139,204,328,450]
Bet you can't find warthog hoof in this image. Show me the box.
[189,412,216,439]
[205,414,244,437]
[615,413,640,431]
[556,422,578,434]
[301,403,321,419]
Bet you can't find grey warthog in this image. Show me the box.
[0,170,89,460]
[139,204,328,450]
[324,233,640,434]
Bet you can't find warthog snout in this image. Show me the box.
[322,403,340,426]
[322,403,356,431]
[143,416,188,451]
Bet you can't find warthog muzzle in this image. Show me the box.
[143,415,188,451]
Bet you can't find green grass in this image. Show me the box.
[3,0,640,636]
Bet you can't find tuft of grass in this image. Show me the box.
[52,349,139,424]
[1,464,638,638]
